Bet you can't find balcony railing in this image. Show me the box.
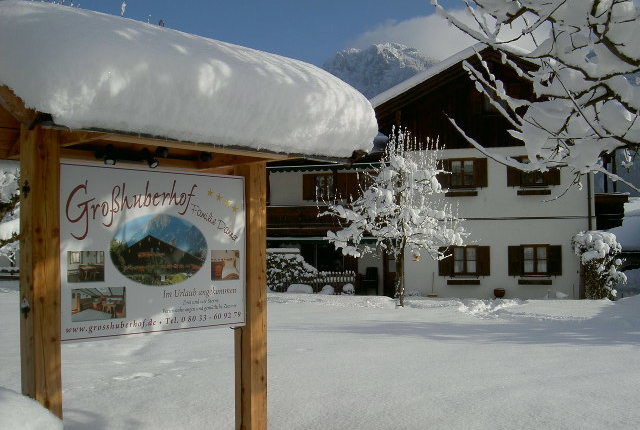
[267,205,342,236]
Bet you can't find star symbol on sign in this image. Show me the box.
[232,206,237,212]
[225,200,231,206]
[216,193,222,201]
[207,189,213,196]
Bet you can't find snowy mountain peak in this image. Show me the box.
[322,43,437,99]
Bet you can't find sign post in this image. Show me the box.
[15,122,269,429]
[234,162,267,430]
[19,125,62,417]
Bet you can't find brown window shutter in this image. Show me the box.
[547,245,562,276]
[343,173,359,202]
[336,172,348,200]
[474,158,488,188]
[477,246,490,276]
[438,246,453,276]
[506,166,521,187]
[470,86,482,116]
[508,246,523,276]
[437,159,451,188]
[544,168,561,186]
[302,174,315,201]
[359,171,374,191]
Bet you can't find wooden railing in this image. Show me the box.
[267,205,343,237]
[303,271,357,294]
[267,205,336,227]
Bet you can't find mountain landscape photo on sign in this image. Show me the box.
[110,214,208,286]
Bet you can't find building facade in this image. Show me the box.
[267,45,596,299]
[372,45,594,300]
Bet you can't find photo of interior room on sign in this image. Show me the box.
[67,251,105,283]
[211,250,240,280]
[70,287,126,322]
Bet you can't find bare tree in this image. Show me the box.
[432,0,640,190]
[323,128,465,306]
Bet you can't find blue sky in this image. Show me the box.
[69,0,469,66]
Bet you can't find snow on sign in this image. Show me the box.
[60,163,246,341]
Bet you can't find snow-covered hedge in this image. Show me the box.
[572,231,626,300]
[287,284,314,294]
[266,249,317,292]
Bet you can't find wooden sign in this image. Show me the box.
[59,163,246,340]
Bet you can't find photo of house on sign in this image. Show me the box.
[110,214,208,286]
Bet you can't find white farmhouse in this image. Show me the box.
[267,44,602,300]
[372,44,594,300]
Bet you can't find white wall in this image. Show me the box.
[403,146,593,300]
[404,218,584,299]
[268,171,308,206]
[268,147,594,299]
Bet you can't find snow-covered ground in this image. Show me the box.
[2,278,640,429]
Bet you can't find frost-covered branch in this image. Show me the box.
[432,0,640,190]
[323,128,465,306]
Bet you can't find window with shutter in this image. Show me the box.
[507,156,561,189]
[438,158,487,193]
[508,245,562,277]
[303,171,363,202]
[441,246,490,276]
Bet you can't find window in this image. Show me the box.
[437,158,488,193]
[507,157,560,190]
[314,173,335,201]
[439,246,490,277]
[523,245,547,274]
[69,251,81,264]
[454,246,476,275]
[451,160,475,188]
[303,171,365,202]
[508,245,561,277]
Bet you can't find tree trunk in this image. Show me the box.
[395,247,405,307]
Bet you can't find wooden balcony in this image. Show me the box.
[595,193,629,230]
[267,205,341,237]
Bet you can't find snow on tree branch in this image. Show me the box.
[572,230,626,300]
[432,0,640,190]
[322,127,465,306]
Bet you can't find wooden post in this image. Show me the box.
[19,125,62,418]
[234,162,267,430]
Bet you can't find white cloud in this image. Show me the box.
[348,10,476,62]
[348,9,548,62]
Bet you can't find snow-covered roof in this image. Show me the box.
[0,1,377,158]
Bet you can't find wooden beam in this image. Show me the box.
[19,125,62,418]
[234,162,267,430]
[0,85,41,129]
[60,148,270,171]
[59,130,109,147]
[100,133,292,161]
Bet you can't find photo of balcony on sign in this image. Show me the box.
[110,214,208,286]
[70,287,126,322]
[211,250,240,280]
